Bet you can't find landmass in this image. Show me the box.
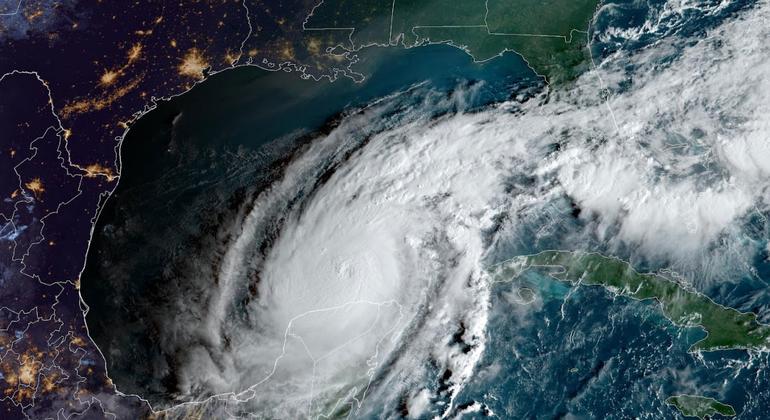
[306,0,601,82]
[493,250,770,352]
[0,0,602,416]
[665,394,736,419]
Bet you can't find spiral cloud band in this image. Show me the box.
[142,1,770,417]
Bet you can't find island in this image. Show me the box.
[493,250,770,352]
[665,394,736,419]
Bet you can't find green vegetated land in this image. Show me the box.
[665,395,736,419]
[494,251,770,352]
[305,0,600,82]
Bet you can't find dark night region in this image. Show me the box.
[0,0,393,416]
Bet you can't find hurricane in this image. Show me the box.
[81,0,770,418]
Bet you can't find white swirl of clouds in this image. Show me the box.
[161,1,770,417]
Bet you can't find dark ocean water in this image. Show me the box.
[81,44,540,406]
[81,1,770,417]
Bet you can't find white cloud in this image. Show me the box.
[160,1,770,417]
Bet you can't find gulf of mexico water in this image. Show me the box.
[80,0,770,416]
[81,43,541,406]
